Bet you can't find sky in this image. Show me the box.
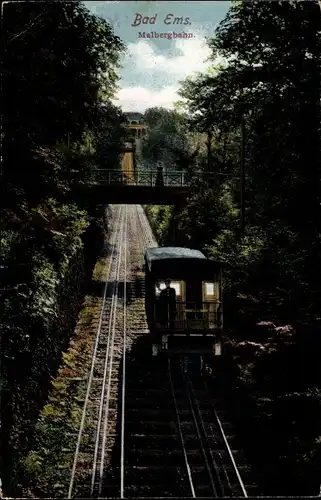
[83,1,231,113]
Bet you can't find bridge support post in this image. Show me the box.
[133,143,137,179]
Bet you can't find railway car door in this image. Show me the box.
[202,281,220,328]
[185,280,203,328]
[171,281,184,328]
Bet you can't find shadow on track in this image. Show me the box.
[100,336,192,498]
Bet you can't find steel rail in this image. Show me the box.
[68,204,155,498]
[90,208,126,495]
[188,372,232,494]
[120,205,128,497]
[136,205,157,248]
[206,379,248,498]
[97,211,127,496]
[67,206,123,499]
[168,358,196,498]
[185,370,225,496]
[181,365,218,497]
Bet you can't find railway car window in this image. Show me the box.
[204,281,219,298]
[171,282,182,296]
[155,281,182,296]
[155,282,164,295]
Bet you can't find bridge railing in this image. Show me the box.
[70,169,226,187]
[94,169,188,187]
[135,170,186,186]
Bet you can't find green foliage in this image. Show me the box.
[30,254,59,325]
[3,2,125,147]
[41,198,90,276]
[23,262,109,495]
[145,206,173,244]
[147,2,321,493]
[1,1,125,494]
[3,1,125,204]
[94,103,127,171]
[207,228,266,287]
[176,0,321,316]
[141,107,192,170]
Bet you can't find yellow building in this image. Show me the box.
[120,112,148,182]
[122,150,135,183]
[123,112,147,139]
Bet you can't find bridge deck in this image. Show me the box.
[79,184,189,205]
[69,169,218,206]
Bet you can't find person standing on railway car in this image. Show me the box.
[159,279,176,328]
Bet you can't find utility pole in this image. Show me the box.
[207,129,212,172]
[240,114,246,233]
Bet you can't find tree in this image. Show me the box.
[179,1,321,310]
[170,5,321,491]
[3,1,126,204]
[145,2,321,495]
[141,107,189,170]
[1,2,126,493]
[94,103,128,171]
[180,0,321,235]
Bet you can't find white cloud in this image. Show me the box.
[113,34,223,112]
[113,85,179,112]
[127,34,212,78]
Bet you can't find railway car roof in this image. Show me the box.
[146,247,206,261]
[145,247,224,274]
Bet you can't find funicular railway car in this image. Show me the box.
[144,247,224,356]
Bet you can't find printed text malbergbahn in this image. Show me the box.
[138,31,194,39]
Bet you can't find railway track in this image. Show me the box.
[67,205,127,498]
[119,351,258,497]
[169,357,251,497]
[66,203,257,498]
[67,205,156,498]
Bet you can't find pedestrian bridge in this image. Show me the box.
[70,169,191,205]
[83,169,188,186]
[69,168,218,206]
